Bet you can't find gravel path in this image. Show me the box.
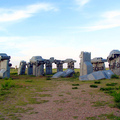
[22,82,120,120]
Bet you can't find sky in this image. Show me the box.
[0,0,120,68]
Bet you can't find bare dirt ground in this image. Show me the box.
[21,82,120,120]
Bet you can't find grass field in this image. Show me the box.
[0,68,120,120]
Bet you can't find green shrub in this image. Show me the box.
[8,78,13,80]
[76,72,79,74]
[1,81,14,90]
[106,83,118,86]
[104,90,116,96]
[46,77,51,80]
[4,77,9,80]
[25,80,33,82]
[72,84,79,86]
[114,92,120,103]
[94,81,101,84]
[72,87,78,89]
[111,74,119,79]
[10,72,18,75]
[100,87,120,91]
[112,92,120,109]
[116,103,120,109]
[0,90,10,96]
[73,72,79,78]
[90,85,98,88]
[101,88,120,109]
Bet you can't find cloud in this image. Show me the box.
[80,24,120,31]
[88,10,120,31]
[0,3,57,22]
[0,36,80,68]
[0,27,6,31]
[0,36,113,68]
[75,0,90,6]
[72,10,120,31]
[102,11,120,19]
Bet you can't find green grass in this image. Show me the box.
[92,101,107,107]
[72,84,80,86]
[87,113,120,120]
[94,81,101,84]
[72,87,78,89]
[58,108,63,111]
[90,85,98,88]
[1,80,22,90]
[73,116,78,119]
[0,68,120,119]
[0,68,78,119]
[111,74,119,79]
[0,69,57,119]
[46,76,51,80]
[25,80,33,82]
[99,83,120,109]
[66,92,71,95]
[86,116,97,120]
[53,99,69,103]
[39,94,52,97]
[100,87,120,91]
[106,83,118,86]
[58,94,64,96]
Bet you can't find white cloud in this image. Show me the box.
[0,3,57,22]
[0,36,113,68]
[75,0,90,6]
[0,25,8,31]
[73,10,120,31]
[90,10,120,31]
[0,36,80,68]
[102,11,120,19]
[81,24,120,31]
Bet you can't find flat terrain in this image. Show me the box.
[0,69,120,120]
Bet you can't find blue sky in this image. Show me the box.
[0,0,120,68]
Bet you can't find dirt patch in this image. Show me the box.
[21,82,120,120]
